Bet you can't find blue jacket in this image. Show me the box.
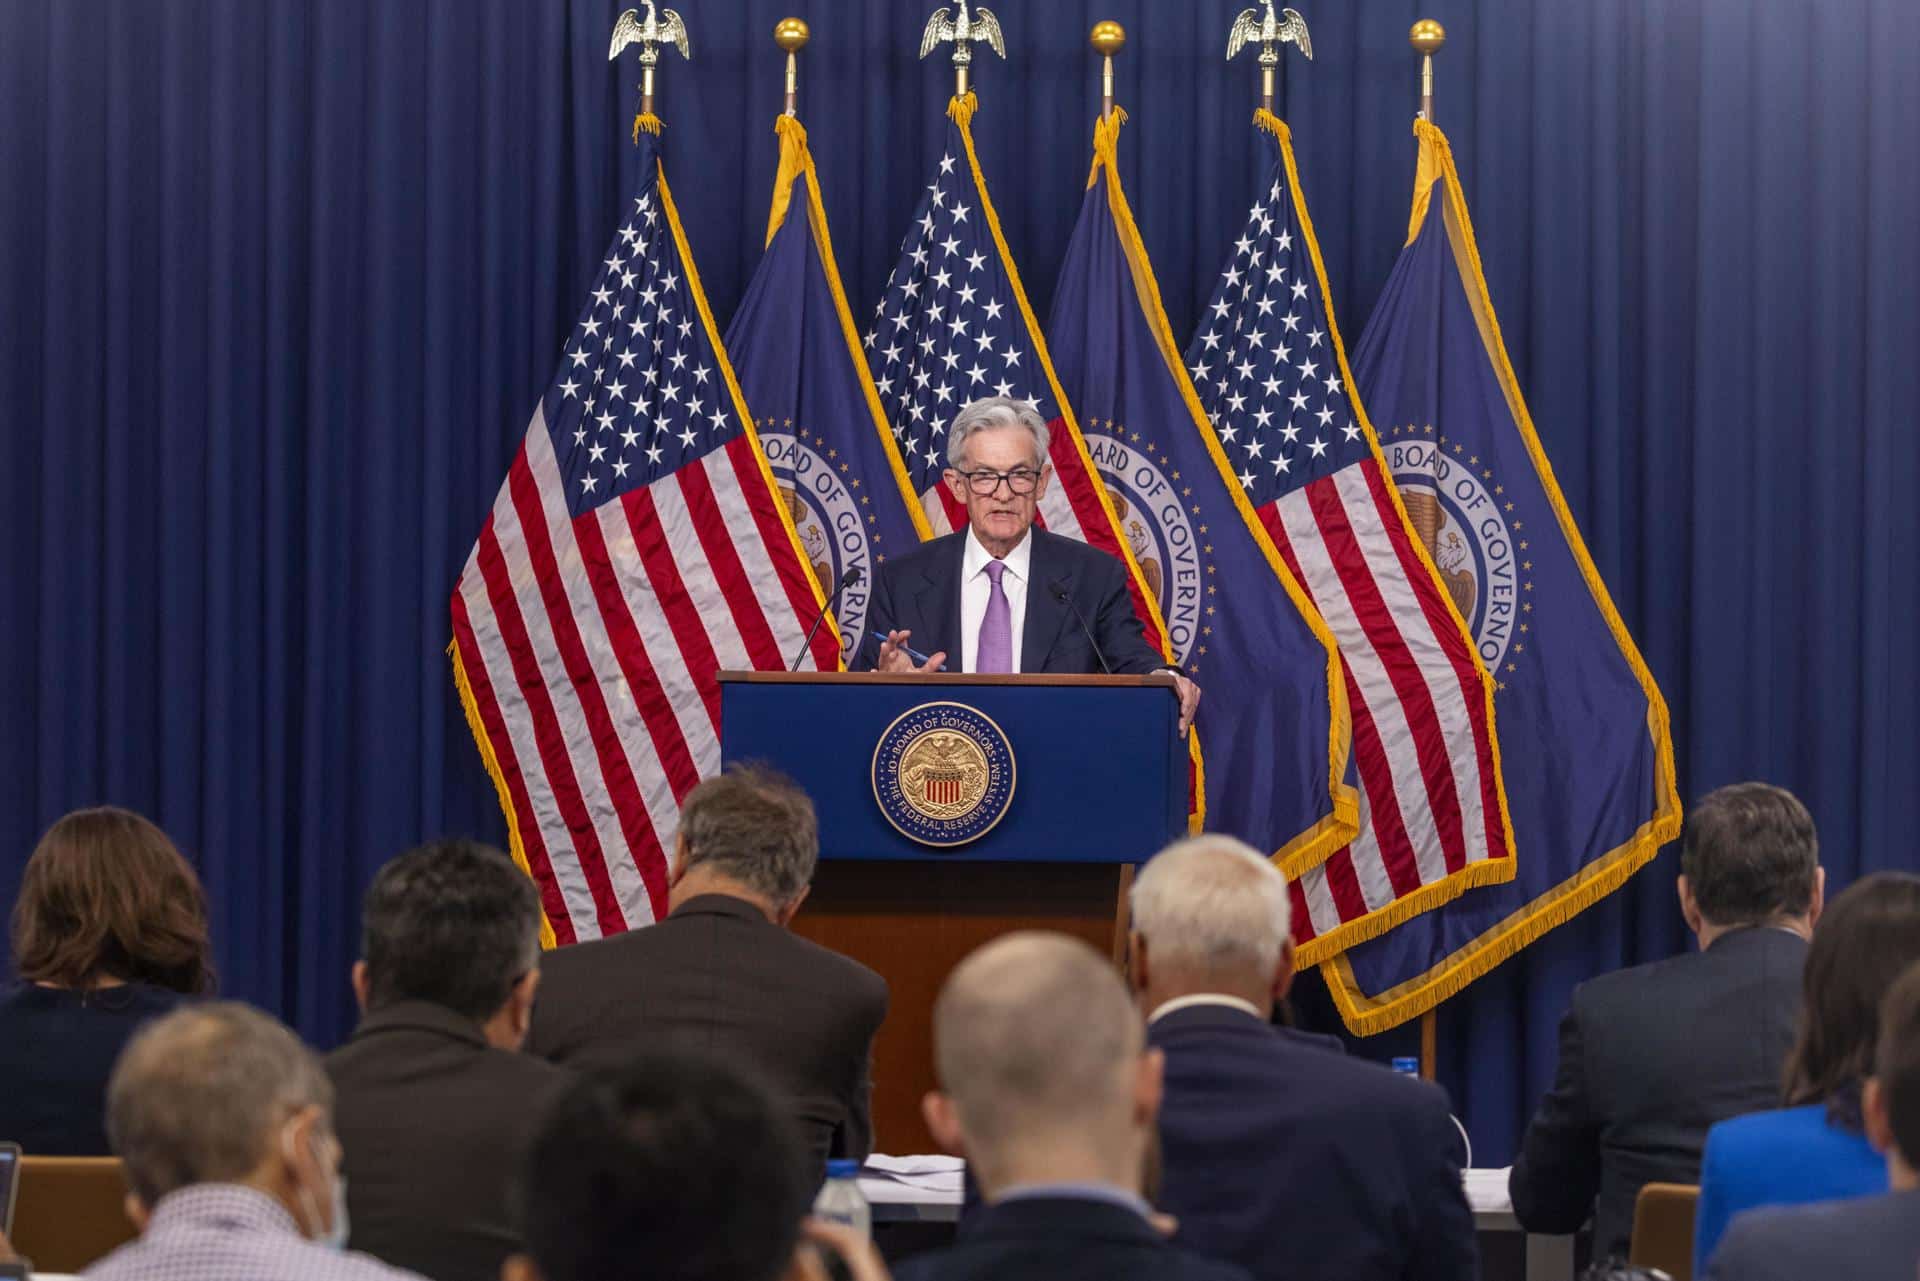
[1149,1003,1477,1281]
[894,1194,1249,1281]
[1694,1103,1886,1273]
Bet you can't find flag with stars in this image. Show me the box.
[450,117,835,949]
[1322,120,1681,1034]
[726,114,930,666]
[1184,111,1516,966]
[1048,108,1357,877]
[866,93,1200,825]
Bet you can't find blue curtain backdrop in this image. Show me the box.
[2,0,1915,1164]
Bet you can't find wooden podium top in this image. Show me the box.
[717,670,1177,688]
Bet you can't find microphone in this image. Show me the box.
[1050,578,1113,675]
[790,565,864,671]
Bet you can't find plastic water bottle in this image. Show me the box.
[1391,1056,1421,1076]
[813,1159,872,1240]
[1389,1057,1474,1168]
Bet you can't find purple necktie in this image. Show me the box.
[976,559,1012,673]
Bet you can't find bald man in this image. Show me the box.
[895,932,1248,1281]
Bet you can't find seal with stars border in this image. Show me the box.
[871,700,1016,848]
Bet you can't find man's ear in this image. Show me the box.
[668,834,690,889]
[1809,865,1827,928]
[1864,1076,1893,1155]
[1272,937,1297,1002]
[1135,1047,1165,1128]
[351,961,371,1014]
[500,1253,545,1281]
[1127,932,1150,996]
[943,468,966,504]
[124,1192,152,1235]
[775,884,812,929]
[509,970,541,1045]
[1032,460,1053,503]
[922,1091,969,1158]
[1677,876,1704,937]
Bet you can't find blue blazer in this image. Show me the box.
[894,1194,1249,1281]
[858,527,1165,674]
[1148,1004,1477,1281]
[1694,1103,1887,1274]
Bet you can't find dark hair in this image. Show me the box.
[1877,959,1920,1163]
[1680,783,1819,927]
[677,765,817,907]
[12,806,214,994]
[519,1052,812,1281]
[360,839,542,1022]
[1783,872,1920,1124]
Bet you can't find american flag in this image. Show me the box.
[1185,114,1513,960]
[450,124,835,947]
[863,95,1170,657]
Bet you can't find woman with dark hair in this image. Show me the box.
[0,806,215,1154]
[1694,871,1920,1272]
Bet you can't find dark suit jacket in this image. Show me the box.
[324,1000,573,1281]
[859,527,1164,674]
[1149,1005,1476,1281]
[525,893,889,1170]
[1510,926,1807,1259]
[1704,1188,1920,1281]
[894,1194,1251,1281]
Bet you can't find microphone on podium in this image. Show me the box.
[789,565,863,672]
[1050,578,1113,675]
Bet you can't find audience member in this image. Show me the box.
[325,840,571,1281]
[83,1002,422,1280]
[0,807,213,1154]
[1704,957,1920,1281]
[897,931,1248,1281]
[506,1049,890,1281]
[527,766,888,1170]
[1693,871,1920,1269]
[1128,836,1476,1281]
[1511,782,1821,1258]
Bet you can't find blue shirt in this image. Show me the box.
[1694,1103,1887,1274]
[0,983,186,1155]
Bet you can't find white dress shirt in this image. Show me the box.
[959,526,1033,673]
[1146,993,1265,1024]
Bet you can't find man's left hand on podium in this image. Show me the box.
[1171,673,1201,737]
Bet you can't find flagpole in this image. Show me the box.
[1410,19,1445,122]
[775,17,809,116]
[1091,21,1125,120]
[608,4,692,133]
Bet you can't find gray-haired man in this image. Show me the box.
[525,765,889,1174]
[863,396,1201,733]
[85,1003,424,1281]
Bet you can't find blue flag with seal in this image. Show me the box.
[725,115,930,666]
[1047,109,1357,875]
[1323,120,1682,1034]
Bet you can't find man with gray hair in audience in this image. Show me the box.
[527,765,888,1172]
[862,395,1201,734]
[84,1002,424,1281]
[1128,835,1476,1281]
[896,931,1247,1281]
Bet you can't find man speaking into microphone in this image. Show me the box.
[862,396,1201,734]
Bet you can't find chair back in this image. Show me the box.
[12,1156,137,1273]
[1628,1181,1700,1281]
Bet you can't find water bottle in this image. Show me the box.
[1391,1056,1421,1076]
[1389,1057,1473,1168]
[813,1158,872,1240]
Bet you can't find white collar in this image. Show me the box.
[963,524,1033,582]
[1147,993,1265,1025]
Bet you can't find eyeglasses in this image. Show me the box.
[953,467,1043,496]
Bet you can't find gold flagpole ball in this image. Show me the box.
[1410,19,1446,56]
[1090,21,1126,55]
[774,17,810,52]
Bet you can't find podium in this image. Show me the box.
[718,671,1188,1151]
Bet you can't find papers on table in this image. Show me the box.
[1463,1166,1514,1214]
[861,1153,965,1194]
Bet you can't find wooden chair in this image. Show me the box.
[11,1156,138,1274]
[1629,1181,1700,1281]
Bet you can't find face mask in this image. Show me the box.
[281,1121,350,1250]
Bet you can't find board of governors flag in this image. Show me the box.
[1048,107,1357,876]
[726,114,930,666]
[1184,110,1515,965]
[450,115,836,949]
[1323,120,1682,1034]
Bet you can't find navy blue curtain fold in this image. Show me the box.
[3,0,1915,1163]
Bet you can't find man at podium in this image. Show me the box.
[865,396,1202,734]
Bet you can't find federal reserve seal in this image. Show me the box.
[871,701,1016,848]
[1083,421,1213,666]
[1383,428,1521,673]
[760,422,878,664]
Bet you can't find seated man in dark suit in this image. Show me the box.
[526,766,889,1171]
[897,931,1247,1281]
[1706,957,1920,1280]
[326,839,571,1281]
[862,395,1200,734]
[1128,836,1475,1281]
[1512,782,1824,1258]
